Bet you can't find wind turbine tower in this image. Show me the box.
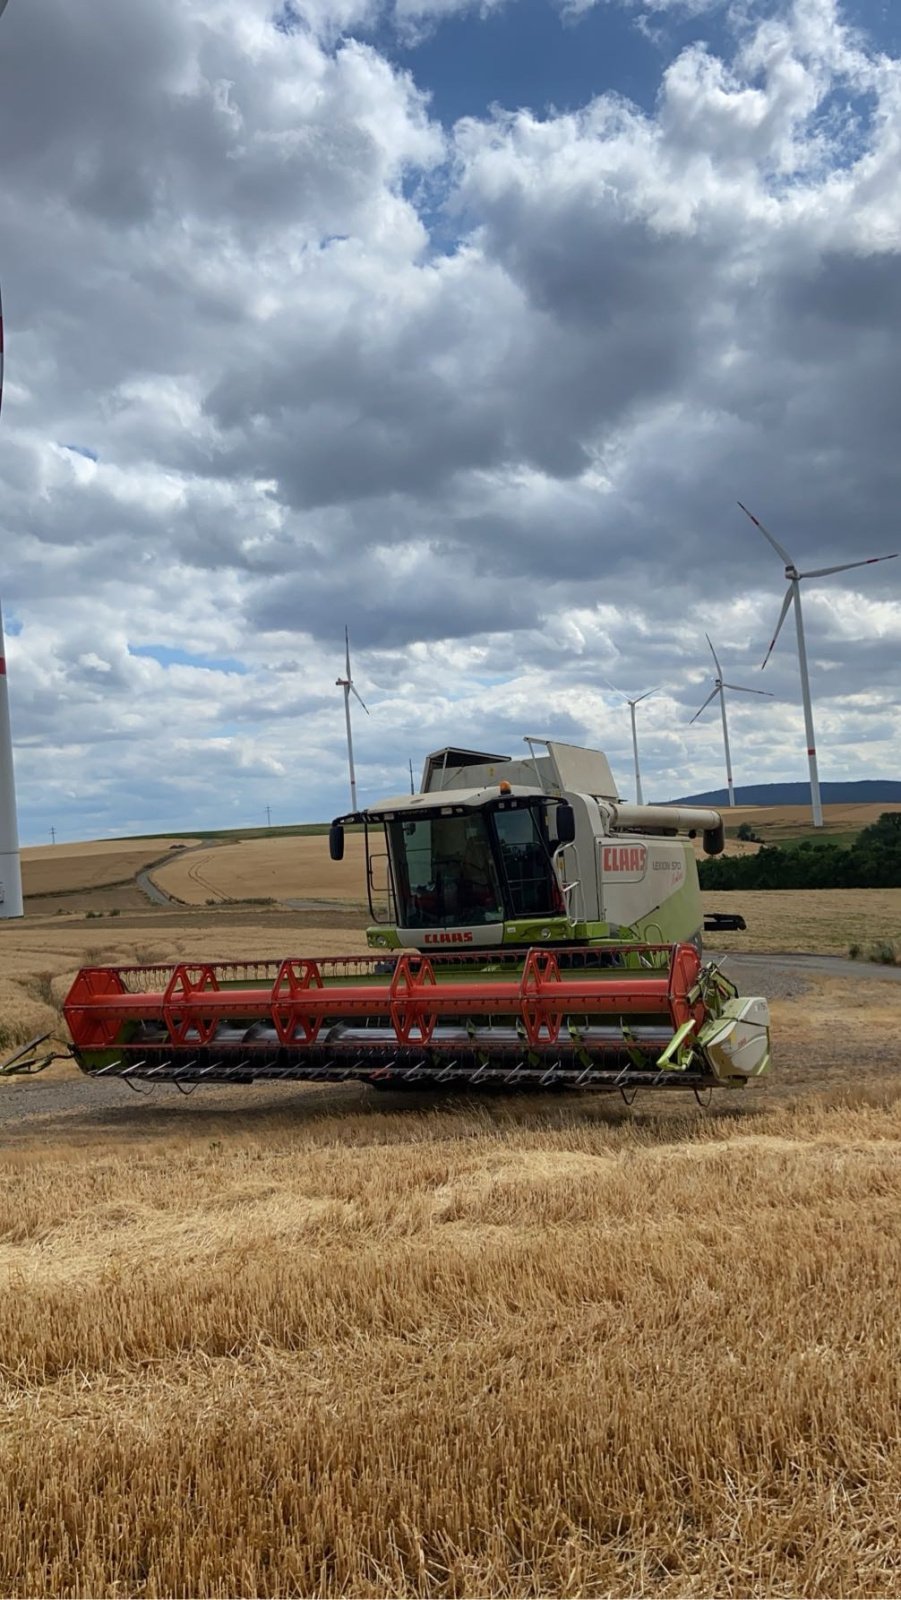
[690,635,773,808]
[0,122,24,917]
[739,502,898,828]
[335,626,369,811]
[0,602,23,919]
[606,682,657,805]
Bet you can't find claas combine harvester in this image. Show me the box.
[35,738,771,1096]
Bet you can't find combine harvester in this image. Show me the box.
[44,739,771,1096]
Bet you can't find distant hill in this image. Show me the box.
[667,780,901,807]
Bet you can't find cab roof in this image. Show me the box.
[335,784,550,825]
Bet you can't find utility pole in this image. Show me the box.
[409,758,415,795]
[50,826,56,846]
[265,805,271,829]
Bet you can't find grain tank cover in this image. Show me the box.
[528,739,619,800]
[422,748,512,792]
[421,739,620,800]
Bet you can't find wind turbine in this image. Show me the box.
[689,635,774,809]
[606,681,658,805]
[738,502,898,829]
[335,626,369,811]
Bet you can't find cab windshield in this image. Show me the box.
[387,813,504,928]
[386,804,562,929]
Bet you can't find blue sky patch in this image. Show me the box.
[60,442,99,462]
[129,644,249,675]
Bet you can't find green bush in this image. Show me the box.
[700,812,901,891]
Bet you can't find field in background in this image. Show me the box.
[22,837,198,898]
[2,1085,901,1596]
[702,888,901,956]
[20,804,900,917]
[0,911,371,1059]
[149,804,901,906]
[722,801,901,843]
[153,832,369,905]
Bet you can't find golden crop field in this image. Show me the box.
[0,913,372,1060]
[150,804,901,909]
[2,1079,901,1597]
[2,882,901,1595]
[22,837,196,898]
[723,801,901,841]
[702,888,901,956]
[153,832,370,905]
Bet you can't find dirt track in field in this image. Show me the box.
[151,831,369,905]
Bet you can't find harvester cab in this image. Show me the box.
[329,738,725,957]
[55,737,771,1095]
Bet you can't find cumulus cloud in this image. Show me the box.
[0,0,899,841]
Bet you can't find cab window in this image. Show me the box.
[491,807,561,917]
[387,815,504,928]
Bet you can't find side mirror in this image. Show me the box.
[555,802,576,846]
[329,823,345,862]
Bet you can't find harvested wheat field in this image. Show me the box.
[22,836,196,899]
[152,806,901,910]
[722,802,901,842]
[0,912,371,1061]
[2,1078,901,1597]
[702,887,901,956]
[153,832,369,905]
[2,887,901,1595]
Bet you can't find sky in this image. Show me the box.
[0,0,899,842]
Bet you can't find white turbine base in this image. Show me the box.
[0,850,23,918]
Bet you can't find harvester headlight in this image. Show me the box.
[541,927,550,939]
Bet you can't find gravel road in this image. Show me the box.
[716,951,901,984]
[1,953,897,1141]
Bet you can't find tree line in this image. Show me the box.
[698,812,901,890]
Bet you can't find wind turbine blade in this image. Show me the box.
[738,501,794,566]
[761,586,793,670]
[689,687,719,724]
[602,677,627,701]
[633,687,659,704]
[705,634,723,678]
[800,554,899,580]
[722,683,776,697]
[344,625,351,681]
[351,684,369,715]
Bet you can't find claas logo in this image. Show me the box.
[424,931,474,945]
[602,845,648,874]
